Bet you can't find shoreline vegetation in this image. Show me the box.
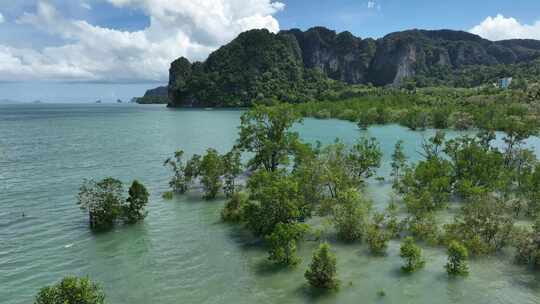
[154,103,539,294]
[291,86,540,132]
[34,100,540,303]
[165,85,540,133]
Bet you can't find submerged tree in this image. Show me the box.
[444,133,505,198]
[236,103,302,172]
[222,149,243,198]
[199,148,224,200]
[123,180,149,224]
[391,140,407,188]
[401,157,453,214]
[366,224,391,255]
[77,178,124,230]
[399,237,425,273]
[292,141,326,214]
[332,189,371,242]
[305,243,339,290]
[34,277,105,304]
[445,241,469,276]
[501,116,538,168]
[266,222,309,266]
[348,137,382,180]
[318,137,381,205]
[243,170,303,237]
[77,178,149,230]
[163,150,190,193]
[515,217,540,269]
[444,194,514,255]
[319,140,357,201]
[221,192,249,222]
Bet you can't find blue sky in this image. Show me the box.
[277,0,540,38]
[0,0,539,102]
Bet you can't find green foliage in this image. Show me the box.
[168,29,345,107]
[266,223,309,266]
[401,158,453,214]
[162,191,173,200]
[526,164,540,216]
[444,133,505,198]
[292,142,326,214]
[291,86,540,132]
[34,277,105,304]
[400,132,452,214]
[244,170,303,237]
[399,237,425,273]
[406,213,441,245]
[77,178,124,230]
[384,200,403,238]
[348,137,382,180]
[222,149,243,197]
[357,107,388,129]
[123,180,149,224]
[445,241,469,276]
[236,103,302,172]
[332,189,371,242]
[515,218,540,269]
[164,150,190,193]
[199,148,224,200]
[77,178,149,230]
[501,116,539,168]
[221,192,249,222]
[411,60,540,89]
[366,224,390,255]
[319,140,358,201]
[184,154,202,182]
[315,137,382,207]
[165,148,244,200]
[402,107,429,131]
[305,243,340,290]
[134,95,169,104]
[391,140,407,188]
[444,195,514,255]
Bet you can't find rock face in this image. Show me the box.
[282,27,376,84]
[168,27,540,107]
[368,29,540,85]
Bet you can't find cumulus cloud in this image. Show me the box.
[0,0,284,82]
[470,14,540,41]
[0,12,5,24]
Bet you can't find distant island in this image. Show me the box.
[134,86,170,104]
[0,99,21,104]
[145,27,540,108]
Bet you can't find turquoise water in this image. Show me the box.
[1,104,539,304]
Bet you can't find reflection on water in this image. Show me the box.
[1,104,539,304]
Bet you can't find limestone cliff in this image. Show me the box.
[167,27,540,107]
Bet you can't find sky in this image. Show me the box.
[0,0,540,102]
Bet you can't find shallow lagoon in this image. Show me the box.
[1,104,539,304]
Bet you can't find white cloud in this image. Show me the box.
[470,14,540,41]
[0,0,284,82]
[0,12,5,24]
[81,2,92,10]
